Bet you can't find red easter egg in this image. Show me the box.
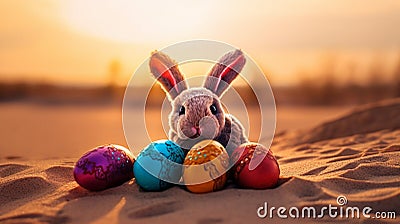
[231,142,280,189]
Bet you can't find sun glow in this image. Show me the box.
[59,0,215,43]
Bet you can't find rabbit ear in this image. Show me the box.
[149,51,188,100]
[204,49,246,96]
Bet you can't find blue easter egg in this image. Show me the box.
[133,140,185,191]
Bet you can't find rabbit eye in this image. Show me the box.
[210,104,218,115]
[179,106,185,115]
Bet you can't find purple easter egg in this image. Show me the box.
[74,144,135,191]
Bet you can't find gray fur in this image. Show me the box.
[150,50,249,154]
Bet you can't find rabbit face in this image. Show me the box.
[170,88,225,141]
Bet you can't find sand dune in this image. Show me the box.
[289,98,400,145]
[0,100,399,223]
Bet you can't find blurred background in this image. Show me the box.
[0,0,399,159]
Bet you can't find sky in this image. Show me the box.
[0,0,400,86]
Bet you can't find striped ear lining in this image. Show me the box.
[150,57,179,93]
[214,54,245,92]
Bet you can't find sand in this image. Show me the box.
[0,100,399,223]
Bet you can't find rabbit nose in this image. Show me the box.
[191,126,201,135]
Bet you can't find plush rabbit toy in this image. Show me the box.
[149,49,248,154]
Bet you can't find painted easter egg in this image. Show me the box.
[183,140,229,193]
[73,144,135,191]
[133,140,185,191]
[231,142,280,189]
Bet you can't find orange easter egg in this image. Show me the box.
[183,140,229,193]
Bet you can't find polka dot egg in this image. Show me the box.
[183,140,229,193]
